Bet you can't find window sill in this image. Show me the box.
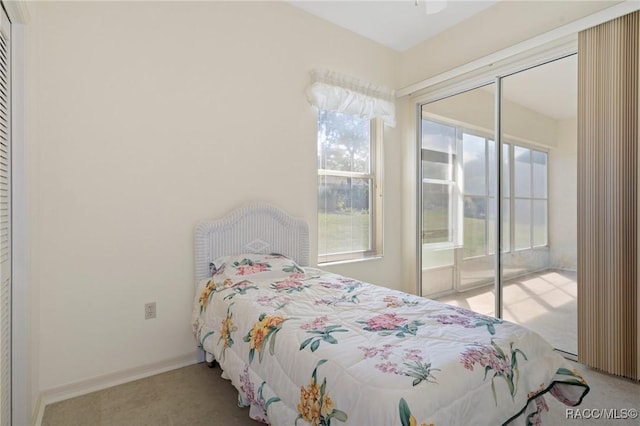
[318,255,383,267]
[513,245,549,253]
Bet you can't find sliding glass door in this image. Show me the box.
[419,54,578,356]
[500,55,578,355]
[420,83,497,315]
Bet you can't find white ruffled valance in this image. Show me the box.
[306,69,396,127]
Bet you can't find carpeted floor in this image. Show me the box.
[42,360,639,426]
[41,363,261,426]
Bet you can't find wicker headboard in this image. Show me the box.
[194,203,310,282]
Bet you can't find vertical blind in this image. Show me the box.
[577,11,639,380]
[0,5,9,424]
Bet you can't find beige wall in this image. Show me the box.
[27,0,401,401]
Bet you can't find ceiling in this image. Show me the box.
[288,0,500,52]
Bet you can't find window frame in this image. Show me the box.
[420,120,458,247]
[510,144,549,251]
[421,116,549,261]
[460,129,494,259]
[317,112,383,264]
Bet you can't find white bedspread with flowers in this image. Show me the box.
[192,254,589,426]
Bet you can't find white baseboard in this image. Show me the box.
[33,351,199,426]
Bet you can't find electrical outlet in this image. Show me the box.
[145,302,156,320]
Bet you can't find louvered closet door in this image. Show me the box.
[0,6,10,426]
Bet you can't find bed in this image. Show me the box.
[191,203,589,426]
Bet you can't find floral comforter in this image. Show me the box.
[192,254,589,426]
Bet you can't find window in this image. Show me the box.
[317,110,382,263]
[462,133,491,258]
[421,118,548,259]
[422,120,456,246]
[513,146,548,249]
[461,135,511,258]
